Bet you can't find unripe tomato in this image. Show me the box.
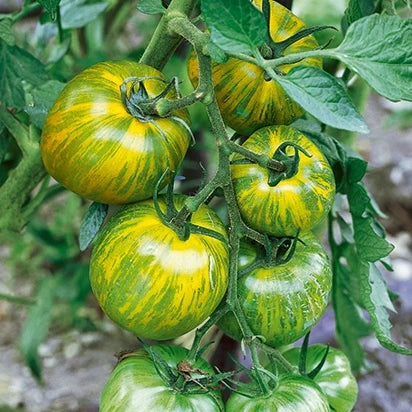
[90,195,229,340]
[188,0,322,134]
[100,345,224,411]
[218,232,332,347]
[41,61,191,204]
[226,375,330,411]
[231,125,335,237]
[281,345,358,412]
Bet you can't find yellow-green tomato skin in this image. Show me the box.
[90,195,229,340]
[231,125,335,237]
[226,375,330,412]
[100,345,224,412]
[281,345,358,412]
[41,60,191,204]
[218,232,332,347]
[187,1,322,134]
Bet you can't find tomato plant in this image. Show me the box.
[218,231,332,347]
[226,375,329,411]
[280,345,358,412]
[1,0,411,410]
[100,345,224,412]
[90,194,229,340]
[188,0,322,134]
[231,125,335,236]
[41,61,192,204]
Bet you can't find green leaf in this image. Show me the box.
[384,108,412,130]
[136,0,166,15]
[360,263,412,355]
[333,264,372,372]
[0,122,9,164]
[274,66,370,133]
[24,80,66,129]
[201,0,267,54]
[346,157,368,184]
[206,41,228,64]
[0,41,48,109]
[61,0,109,29]
[20,276,61,380]
[79,202,108,251]
[341,0,379,32]
[37,0,61,20]
[0,18,15,46]
[335,14,412,101]
[352,214,394,261]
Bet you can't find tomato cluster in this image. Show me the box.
[40,1,358,410]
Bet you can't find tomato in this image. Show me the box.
[90,194,229,340]
[100,344,224,411]
[225,375,330,411]
[280,345,358,412]
[231,125,335,237]
[41,60,191,204]
[218,231,332,347]
[188,0,322,134]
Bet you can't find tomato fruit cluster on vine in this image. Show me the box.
[40,1,358,410]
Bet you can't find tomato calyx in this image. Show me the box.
[298,332,330,380]
[153,170,228,244]
[260,0,335,60]
[268,141,311,187]
[238,233,303,279]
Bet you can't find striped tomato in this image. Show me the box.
[188,0,322,134]
[100,345,224,412]
[218,232,332,347]
[231,125,335,237]
[226,375,329,411]
[281,345,358,412]
[90,195,229,340]
[41,61,191,204]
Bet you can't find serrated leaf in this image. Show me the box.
[335,14,412,101]
[20,276,61,380]
[201,0,267,54]
[136,0,166,15]
[37,0,61,20]
[360,263,412,355]
[341,0,379,32]
[0,18,15,46]
[25,80,65,129]
[346,157,368,183]
[79,202,108,251]
[274,66,370,133]
[61,1,109,29]
[0,41,48,109]
[352,215,394,261]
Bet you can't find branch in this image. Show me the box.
[139,0,197,70]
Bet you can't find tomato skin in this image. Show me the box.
[100,344,224,412]
[281,345,358,412]
[90,195,229,340]
[218,232,332,347]
[41,61,191,204]
[225,375,330,411]
[231,125,335,237]
[188,1,322,134]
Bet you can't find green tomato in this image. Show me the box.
[100,344,224,411]
[41,60,191,204]
[281,345,358,412]
[218,232,332,347]
[226,375,330,411]
[90,195,229,340]
[231,125,335,237]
